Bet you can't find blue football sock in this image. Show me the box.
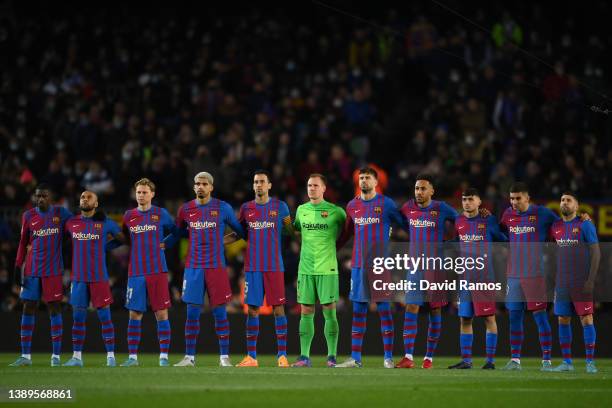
[377,302,394,360]
[460,333,473,363]
[350,302,368,362]
[97,308,115,353]
[72,308,87,353]
[246,315,259,359]
[50,313,63,356]
[485,332,497,363]
[583,324,596,363]
[509,309,524,359]
[275,315,288,357]
[425,313,442,359]
[213,306,230,356]
[402,311,418,356]
[533,311,552,361]
[185,304,200,357]
[558,322,572,364]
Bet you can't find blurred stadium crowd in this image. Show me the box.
[0,2,610,311]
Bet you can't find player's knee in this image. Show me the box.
[558,316,571,325]
[247,306,259,317]
[460,317,473,327]
[23,301,37,314]
[406,304,419,314]
[272,305,285,317]
[47,302,61,314]
[301,304,315,315]
[580,314,593,326]
[155,309,169,321]
[130,310,144,320]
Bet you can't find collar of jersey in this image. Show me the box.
[360,194,379,203]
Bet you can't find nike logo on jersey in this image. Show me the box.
[248,213,255,217]
[509,218,516,222]
[458,226,466,230]
[32,221,40,226]
[410,211,417,214]
[130,218,138,223]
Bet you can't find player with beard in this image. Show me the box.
[396,174,459,369]
[233,170,293,367]
[551,192,600,373]
[336,167,406,368]
[63,191,122,367]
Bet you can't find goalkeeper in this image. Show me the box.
[291,174,346,368]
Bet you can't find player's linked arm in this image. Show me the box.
[282,216,298,238]
[223,232,242,245]
[584,243,601,293]
[336,214,353,249]
[106,224,128,250]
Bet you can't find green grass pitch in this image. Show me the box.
[1,354,611,408]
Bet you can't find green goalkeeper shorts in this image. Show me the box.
[297,274,339,305]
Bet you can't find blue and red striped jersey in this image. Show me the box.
[176,198,244,269]
[123,206,175,277]
[551,217,598,288]
[66,215,120,282]
[239,198,290,272]
[455,214,507,281]
[345,194,406,269]
[400,199,458,258]
[15,206,72,277]
[500,204,559,278]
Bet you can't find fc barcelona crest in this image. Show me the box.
[477,223,486,229]
[374,206,382,214]
[321,211,329,218]
[430,210,438,217]
[210,210,219,217]
[269,210,278,217]
[94,223,103,230]
[528,215,537,223]
[152,214,159,222]
[52,216,60,224]
[572,227,580,234]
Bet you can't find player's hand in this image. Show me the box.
[579,212,592,222]
[92,209,107,221]
[13,266,23,287]
[223,232,238,245]
[583,279,595,294]
[478,208,491,218]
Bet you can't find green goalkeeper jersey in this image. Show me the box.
[294,200,346,275]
